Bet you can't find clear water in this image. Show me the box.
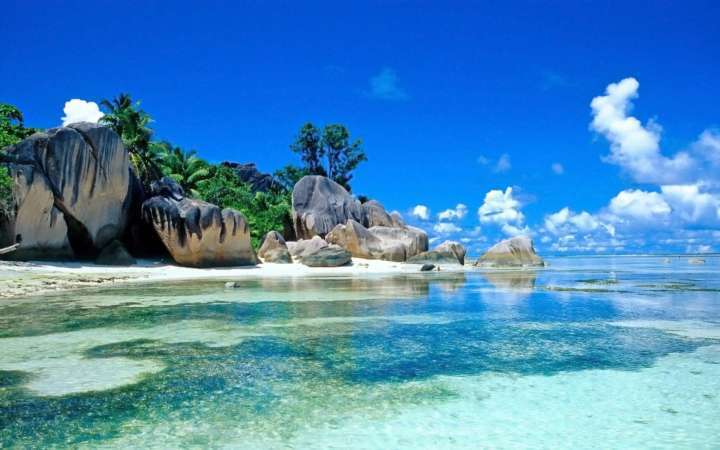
[1,256,719,449]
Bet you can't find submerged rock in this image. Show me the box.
[291,175,362,240]
[1,123,131,260]
[301,244,352,267]
[475,236,544,268]
[258,231,291,263]
[142,178,257,267]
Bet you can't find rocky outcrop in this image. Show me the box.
[369,225,428,260]
[291,175,363,240]
[301,244,352,267]
[434,240,466,265]
[221,162,276,193]
[407,250,462,265]
[142,178,257,267]
[287,236,329,260]
[95,240,136,266]
[1,123,131,260]
[258,230,291,263]
[326,219,405,262]
[361,200,394,228]
[475,236,544,267]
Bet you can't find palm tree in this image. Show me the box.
[100,94,161,187]
[156,142,210,198]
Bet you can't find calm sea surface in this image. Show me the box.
[1,256,719,449]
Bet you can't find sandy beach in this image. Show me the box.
[0,258,469,299]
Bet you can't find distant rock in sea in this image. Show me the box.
[475,236,544,268]
[688,258,706,265]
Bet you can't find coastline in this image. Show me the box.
[0,258,470,299]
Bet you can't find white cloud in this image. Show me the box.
[367,67,409,101]
[438,203,468,221]
[494,153,511,173]
[62,99,104,126]
[501,224,530,236]
[544,207,613,236]
[433,223,462,234]
[411,205,430,221]
[607,189,671,222]
[692,129,720,167]
[478,187,524,226]
[660,185,720,226]
[590,77,694,184]
[551,163,564,175]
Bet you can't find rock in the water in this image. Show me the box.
[142,177,257,267]
[258,230,291,263]
[420,263,436,272]
[95,240,135,266]
[407,250,463,265]
[1,123,131,259]
[225,281,239,288]
[688,258,705,265]
[291,175,362,240]
[221,162,276,193]
[475,236,544,267]
[361,200,394,228]
[287,236,329,260]
[434,240,466,265]
[301,244,352,267]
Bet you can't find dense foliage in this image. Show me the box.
[154,141,210,198]
[100,94,162,187]
[289,122,367,191]
[196,166,291,248]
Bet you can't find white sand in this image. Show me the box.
[0,258,468,299]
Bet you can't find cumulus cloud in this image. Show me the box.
[438,203,468,221]
[544,207,614,236]
[607,189,671,222]
[660,185,720,227]
[367,67,409,101]
[433,223,462,234]
[411,205,430,221]
[551,163,564,175]
[62,99,104,126]
[477,187,527,236]
[590,77,694,184]
[692,129,720,167]
[477,153,511,173]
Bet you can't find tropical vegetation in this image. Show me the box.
[0,103,37,216]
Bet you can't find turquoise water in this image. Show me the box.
[1,256,719,449]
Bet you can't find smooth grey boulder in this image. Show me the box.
[142,178,257,267]
[407,250,463,265]
[1,123,130,260]
[291,175,362,240]
[420,263,436,272]
[301,244,352,267]
[475,236,544,268]
[389,211,406,228]
[258,230,291,263]
[287,236,329,260]
[369,225,428,260]
[361,200,394,228]
[434,240,466,265]
[221,162,276,193]
[95,240,136,266]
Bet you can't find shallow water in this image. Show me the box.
[1,256,719,449]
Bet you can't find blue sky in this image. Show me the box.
[2,1,719,254]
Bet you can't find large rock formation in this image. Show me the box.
[475,236,544,267]
[221,162,276,193]
[292,175,363,240]
[258,230,291,263]
[326,220,428,262]
[435,240,466,265]
[407,250,463,265]
[142,178,257,267]
[369,225,428,260]
[287,236,329,260]
[1,123,131,259]
[361,200,394,228]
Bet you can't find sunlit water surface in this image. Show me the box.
[1,256,719,449]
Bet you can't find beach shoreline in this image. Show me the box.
[0,258,471,299]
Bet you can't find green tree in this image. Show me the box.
[197,166,292,248]
[155,141,210,198]
[0,103,36,149]
[273,164,309,193]
[0,165,12,217]
[100,94,161,187]
[321,124,367,190]
[288,122,367,191]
